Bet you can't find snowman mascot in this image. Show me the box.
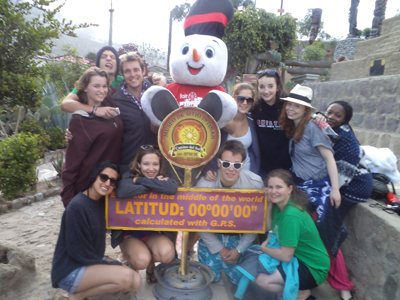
[141,0,237,130]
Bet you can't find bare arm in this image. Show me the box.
[317,145,341,208]
[61,93,119,119]
[260,236,295,262]
[150,123,159,134]
[222,119,236,135]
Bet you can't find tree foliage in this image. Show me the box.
[301,41,326,61]
[0,0,93,110]
[224,6,297,73]
[168,1,191,71]
[43,45,89,98]
[118,43,149,74]
[230,0,255,9]
[297,9,331,40]
[85,51,96,61]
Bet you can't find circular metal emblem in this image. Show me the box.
[158,107,220,168]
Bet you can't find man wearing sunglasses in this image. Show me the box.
[195,140,264,285]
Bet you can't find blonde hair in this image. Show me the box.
[120,52,145,74]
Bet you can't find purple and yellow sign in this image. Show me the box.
[106,188,267,233]
[158,108,220,168]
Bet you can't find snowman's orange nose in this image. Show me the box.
[192,48,201,62]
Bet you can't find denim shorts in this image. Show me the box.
[58,266,87,294]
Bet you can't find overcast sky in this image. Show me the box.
[57,0,399,50]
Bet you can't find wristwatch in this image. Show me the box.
[236,248,242,254]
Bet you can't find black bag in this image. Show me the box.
[370,173,392,200]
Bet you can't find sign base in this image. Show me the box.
[153,260,214,300]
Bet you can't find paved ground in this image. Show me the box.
[0,162,385,299]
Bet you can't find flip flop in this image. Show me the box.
[146,271,158,284]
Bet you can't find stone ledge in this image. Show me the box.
[342,200,400,300]
[0,186,60,215]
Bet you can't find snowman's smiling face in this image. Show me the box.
[171,34,228,87]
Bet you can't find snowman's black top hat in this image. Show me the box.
[183,0,234,39]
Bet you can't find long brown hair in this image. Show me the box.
[266,169,310,212]
[75,67,110,105]
[278,102,312,143]
[129,146,164,178]
[253,70,287,111]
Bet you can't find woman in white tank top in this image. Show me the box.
[205,83,261,180]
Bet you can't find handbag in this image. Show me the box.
[370,173,395,200]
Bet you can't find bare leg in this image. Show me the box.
[341,290,352,300]
[120,236,152,270]
[188,232,200,252]
[296,289,311,300]
[146,233,175,263]
[255,270,285,294]
[69,264,141,300]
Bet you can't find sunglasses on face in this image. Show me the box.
[219,159,243,170]
[141,144,159,150]
[99,173,118,187]
[236,96,254,105]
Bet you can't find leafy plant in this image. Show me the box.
[0,133,40,199]
[45,127,66,151]
[301,41,327,61]
[0,0,93,110]
[43,45,89,98]
[51,152,64,178]
[224,6,297,73]
[19,119,50,157]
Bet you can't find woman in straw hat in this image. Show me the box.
[278,85,344,259]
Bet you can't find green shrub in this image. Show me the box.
[0,133,40,199]
[19,119,50,157]
[302,41,326,61]
[45,127,66,150]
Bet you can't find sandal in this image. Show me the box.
[341,298,354,300]
[146,271,158,284]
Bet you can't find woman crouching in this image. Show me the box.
[115,145,177,284]
[51,161,141,300]
[256,169,329,300]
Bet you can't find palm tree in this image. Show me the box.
[167,2,191,72]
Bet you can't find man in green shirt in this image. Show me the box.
[61,46,166,119]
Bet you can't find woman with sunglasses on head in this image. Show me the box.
[114,145,177,284]
[278,85,343,257]
[321,101,373,300]
[60,67,123,208]
[204,83,260,180]
[52,161,142,300]
[251,70,292,180]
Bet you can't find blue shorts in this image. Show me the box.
[58,266,86,294]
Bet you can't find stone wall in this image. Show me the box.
[307,74,400,169]
[341,202,400,300]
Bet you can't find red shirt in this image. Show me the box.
[166,83,226,107]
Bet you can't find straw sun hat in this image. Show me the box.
[281,84,315,109]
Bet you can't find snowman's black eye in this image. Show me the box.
[205,47,215,58]
[182,45,189,55]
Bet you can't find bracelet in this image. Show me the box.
[92,106,98,116]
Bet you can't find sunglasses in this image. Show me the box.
[99,173,118,187]
[257,70,278,77]
[236,96,254,105]
[141,144,159,150]
[219,159,243,170]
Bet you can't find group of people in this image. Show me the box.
[51,45,373,300]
